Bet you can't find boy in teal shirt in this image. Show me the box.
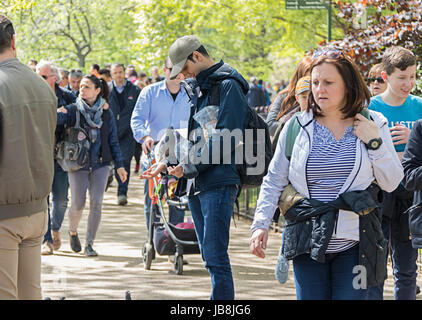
[367,46,421,300]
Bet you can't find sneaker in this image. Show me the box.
[52,230,61,251]
[41,241,54,255]
[118,195,128,206]
[134,164,140,173]
[69,232,81,253]
[84,244,98,257]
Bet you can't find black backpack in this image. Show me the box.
[54,105,91,172]
[208,79,273,189]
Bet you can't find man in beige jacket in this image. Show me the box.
[0,15,57,299]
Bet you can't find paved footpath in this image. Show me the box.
[41,164,420,300]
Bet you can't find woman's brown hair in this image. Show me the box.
[307,50,371,119]
[273,55,313,121]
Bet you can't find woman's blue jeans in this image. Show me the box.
[293,244,367,300]
[188,185,238,300]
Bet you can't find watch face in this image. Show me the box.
[371,140,379,149]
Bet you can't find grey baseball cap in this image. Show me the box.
[169,35,202,80]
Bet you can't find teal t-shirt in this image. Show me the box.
[369,94,422,152]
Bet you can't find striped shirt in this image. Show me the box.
[306,120,358,253]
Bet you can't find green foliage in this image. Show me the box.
[2,0,138,71]
[132,0,333,81]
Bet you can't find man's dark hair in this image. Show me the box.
[111,63,125,71]
[186,45,209,62]
[29,59,38,65]
[98,68,111,78]
[258,79,263,85]
[69,69,83,79]
[91,64,100,71]
[0,15,15,54]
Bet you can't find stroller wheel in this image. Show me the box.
[174,254,183,275]
[142,242,154,270]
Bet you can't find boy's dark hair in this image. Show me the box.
[0,15,14,54]
[186,45,209,62]
[91,64,100,71]
[382,46,416,75]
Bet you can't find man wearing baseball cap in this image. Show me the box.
[161,35,250,300]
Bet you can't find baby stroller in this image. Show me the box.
[142,153,200,275]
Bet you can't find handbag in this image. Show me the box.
[55,107,91,172]
[278,183,304,215]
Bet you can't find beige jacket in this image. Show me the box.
[0,58,57,219]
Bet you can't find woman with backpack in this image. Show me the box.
[57,75,127,256]
[266,55,313,137]
[249,49,404,299]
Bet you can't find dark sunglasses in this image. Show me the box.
[41,74,54,80]
[368,77,385,84]
[312,49,344,60]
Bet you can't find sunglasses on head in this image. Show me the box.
[312,49,344,60]
[368,77,384,84]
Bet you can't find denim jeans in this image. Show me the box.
[188,185,238,300]
[43,161,69,243]
[293,244,367,300]
[365,218,418,300]
[115,159,131,196]
[391,237,418,300]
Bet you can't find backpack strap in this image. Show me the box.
[284,108,373,161]
[208,80,222,106]
[284,113,301,161]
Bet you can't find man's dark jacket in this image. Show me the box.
[402,119,422,248]
[109,80,141,161]
[246,83,267,108]
[181,60,250,193]
[282,184,387,288]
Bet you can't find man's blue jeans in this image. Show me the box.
[292,244,367,300]
[187,185,238,300]
[43,161,69,243]
[365,219,418,300]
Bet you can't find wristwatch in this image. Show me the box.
[366,137,383,150]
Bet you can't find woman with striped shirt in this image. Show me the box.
[250,49,404,300]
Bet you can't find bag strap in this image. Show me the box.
[284,109,373,161]
[209,80,222,106]
[284,113,301,161]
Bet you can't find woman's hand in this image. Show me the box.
[353,113,379,144]
[117,167,128,183]
[103,102,109,110]
[139,162,167,179]
[249,228,269,258]
[57,106,67,114]
[390,123,411,146]
[168,165,184,178]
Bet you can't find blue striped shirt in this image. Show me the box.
[306,120,358,253]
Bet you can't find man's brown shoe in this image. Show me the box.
[52,231,61,251]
